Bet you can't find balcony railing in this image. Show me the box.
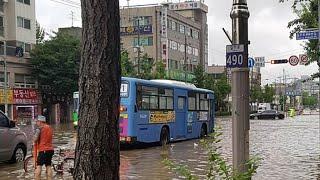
[0,45,31,58]
[14,83,37,89]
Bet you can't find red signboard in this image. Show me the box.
[13,89,39,104]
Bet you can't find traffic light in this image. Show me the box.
[271,59,288,64]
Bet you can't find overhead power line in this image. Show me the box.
[49,0,80,9]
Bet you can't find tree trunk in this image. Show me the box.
[74,0,120,179]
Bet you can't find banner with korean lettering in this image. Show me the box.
[0,89,13,104]
[13,88,39,104]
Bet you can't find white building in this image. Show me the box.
[0,0,39,121]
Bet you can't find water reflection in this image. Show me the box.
[0,115,319,179]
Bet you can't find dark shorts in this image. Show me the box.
[37,150,54,166]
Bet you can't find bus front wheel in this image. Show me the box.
[160,127,169,146]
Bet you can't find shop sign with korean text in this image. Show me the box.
[13,88,39,104]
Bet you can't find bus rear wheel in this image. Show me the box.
[160,127,169,146]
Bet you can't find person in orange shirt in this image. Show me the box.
[33,115,54,180]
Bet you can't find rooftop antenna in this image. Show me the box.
[70,11,75,27]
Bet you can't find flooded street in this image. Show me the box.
[0,115,319,179]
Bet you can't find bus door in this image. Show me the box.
[175,89,187,140]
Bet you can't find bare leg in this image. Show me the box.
[46,165,53,180]
[35,166,41,180]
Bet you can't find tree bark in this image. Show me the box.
[74,0,120,179]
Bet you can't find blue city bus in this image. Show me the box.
[74,77,215,145]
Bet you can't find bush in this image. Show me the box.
[163,128,261,180]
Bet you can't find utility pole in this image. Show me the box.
[137,17,141,76]
[184,35,187,82]
[283,69,286,115]
[230,0,250,173]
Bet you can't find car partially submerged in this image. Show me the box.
[250,110,285,120]
[0,111,27,163]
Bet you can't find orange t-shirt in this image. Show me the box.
[38,124,54,152]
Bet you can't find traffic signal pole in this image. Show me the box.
[230,0,250,173]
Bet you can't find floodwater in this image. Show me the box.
[0,115,319,180]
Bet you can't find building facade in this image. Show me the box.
[0,0,40,122]
[120,1,208,82]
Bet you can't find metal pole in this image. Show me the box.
[3,41,7,116]
[184,35,187,82]
[230,0,250,173]
[137,17,141,76]
[283,69,285,112]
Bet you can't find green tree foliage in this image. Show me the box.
[213,76,231,110]
[120,50,136,77]
[262,84,275,103]
[36,21,45,44]
[284,0,320,77]
[302,91,318,106]
[279,96,288,111]
[30,32,81,103]
[138,53,154,79]
[250,85,262,103]
[153,61,166,79]
[192,67,231,111]
[193,65,206,88]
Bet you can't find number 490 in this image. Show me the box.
[227,54,243,67]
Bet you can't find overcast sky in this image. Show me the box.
[35,0,319,84]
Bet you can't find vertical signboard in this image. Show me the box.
[161,6,169,70]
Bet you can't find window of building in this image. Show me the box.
[17,0,30,5]
[172,21,176,31]
[186,27,191,36]
[180,24,185,34]
[133,37,153,46]
[17,16,31,29]
[24,19,31,29]
[17,16,23,28]
[168,19,172,29]
[170,40,178,50]
[0,16,3,37]
[187,46,192,55]
[133,16,152,26]
[179,44,185,53]
[15,74,36,88]
[16,41,31,52]
[193,48,199,57]
[194,31,199,39]
[0,72,9,87]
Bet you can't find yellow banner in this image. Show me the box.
[150,111,175,124]
[0,89,13,104]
